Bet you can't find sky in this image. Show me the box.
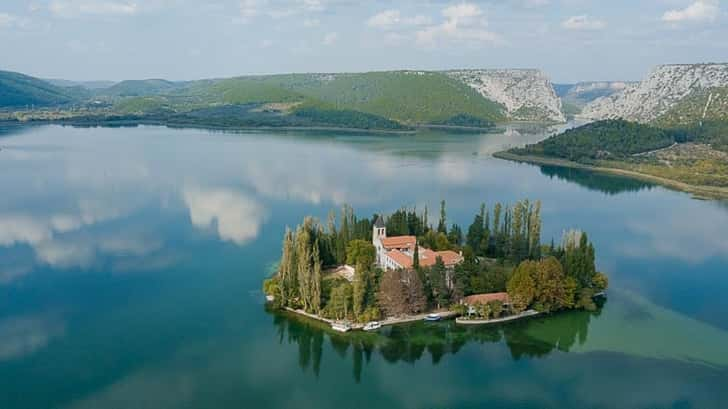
[0,0,726,83]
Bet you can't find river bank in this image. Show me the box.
[493,151,728,200]
[455,309,539,325]
[283,306,459,331]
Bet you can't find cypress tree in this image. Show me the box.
[311,240,322,314]
[528,201,542,260]
[279,228,296,306]
[296,224,312,311]
[437,200,447,234]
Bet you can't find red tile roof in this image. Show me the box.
[386,249,413,269]
[385,248,463,269]
[463,292,510,305]
[435,250,463,267]
[381,235,416,250]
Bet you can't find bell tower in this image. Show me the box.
[373,215,386,243]
[373,215,386,267]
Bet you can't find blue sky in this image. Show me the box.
[0,0,726,83]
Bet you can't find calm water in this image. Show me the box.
[1,124,727,409]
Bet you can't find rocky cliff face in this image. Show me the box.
[446,69,565,123]
[581,64,728,123]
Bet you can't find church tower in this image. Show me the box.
[373,215,386,242]
[373,215,386,266]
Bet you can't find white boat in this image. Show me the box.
[265,295,275,302]
[424,313,441,322]
[363,321,382,331]
[331,322,351,332]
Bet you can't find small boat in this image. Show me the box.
[265,295,275,302]
[331,322,352,333]
[424,313,441,322]
[363,321,382,331]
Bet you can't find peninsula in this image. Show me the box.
[495,119,728,199]
[263,201,609,331]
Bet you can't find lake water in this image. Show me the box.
[1,124,727,409]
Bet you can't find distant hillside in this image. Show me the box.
[556,82,633,116]
[582,63,728,122]
[45,79,117,90]
[252,71,508,124]
[111,71,509,125]
[0,70,79,108]
[100,79,187,97]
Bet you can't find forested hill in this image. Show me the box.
[0,70,82,107]
[509,120,678,162]
[1,69,575,130]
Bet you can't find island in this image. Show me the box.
[263,201,609,332]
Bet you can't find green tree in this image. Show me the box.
[413,240,420,270]
[507,260,538,313]
[532,257,570,313]
[346,240,376,267]
[311,242,322,314]
[489,300,504,318]
[430,256,450,308]
[435,232,451,251]
[528,201,542,259]
[278,228,297,306]
[592,272,609,292]
[329,282,353,320]
[437,200,447,234]
[466,213,484,254]
[296,223,312,311]
[448,224,463,246]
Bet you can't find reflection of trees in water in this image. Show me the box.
[539,165,654,195]
[268,300,605,382]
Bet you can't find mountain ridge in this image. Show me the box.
[581,63,728,123]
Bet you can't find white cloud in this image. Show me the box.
[237,0,326,23]
[0,12,30,28]
[0,12,17,27]
[521,0,549,7]
[367,10,431,29]
[442,3,482,20]
[561,15,606,30]
[416,3,499,47]
[49,0,139,18]
[303,18,319,27]
[368,9,400,28]
[323,31,338,45]
[183,186,265,245]
[662,0,720,23]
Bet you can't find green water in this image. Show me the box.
[0,124,726,408]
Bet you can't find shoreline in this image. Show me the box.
[456,309,539,325]
[281,306,545,331]
[493,151,728,200]
[0,118,418,136]
[282,306,459,331]
[0,116,567,136]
